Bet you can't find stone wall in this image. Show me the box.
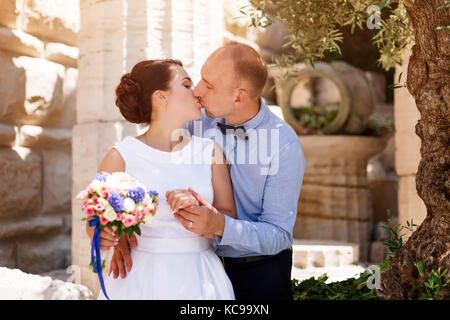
[0,0,78,274]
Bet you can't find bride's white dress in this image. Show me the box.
[97,135,235,300]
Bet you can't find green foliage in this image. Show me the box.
[292,271,377,300]
[372,0,413,70]
[89,256,106,274]
[380,210,417,268]
[293,105,339,134]
[387,71,406,89]
[244,0,415,71]
[413,261,450,300]
[364,118,395,137]
[437,0,450,30]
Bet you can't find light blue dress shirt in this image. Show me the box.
[184,99,306,258]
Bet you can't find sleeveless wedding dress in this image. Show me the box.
[97,135,235,300]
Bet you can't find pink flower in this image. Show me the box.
[136,211,143,222]
[143,208,150,215]
[100,217,109,226]
[91,196,98,204]
[99,190,109,198]
[95,204,105,212]
[82,200,90,210]
[76,190,88,200]
[85,205,94,216]
[123,214,137,228]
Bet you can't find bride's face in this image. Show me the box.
[164,66,202,122]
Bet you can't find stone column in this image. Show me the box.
[293,136,388,261]
[394,48,427,240]
[73,0,223,297]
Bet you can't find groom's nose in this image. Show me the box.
[193,82,202,98]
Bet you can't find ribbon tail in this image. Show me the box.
[91,223,110,300]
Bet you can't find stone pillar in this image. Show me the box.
[293,136,388,261]
[394,48,426,240]
[73,0,223,297]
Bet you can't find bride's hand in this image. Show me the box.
[166,189,199,212]
[86,221,118,251]
[109,234,137,279]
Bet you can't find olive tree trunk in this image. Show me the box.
[375,0,450,299]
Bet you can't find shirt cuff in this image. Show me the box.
[215,214,234,246]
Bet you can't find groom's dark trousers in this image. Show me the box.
[221,248,293,300]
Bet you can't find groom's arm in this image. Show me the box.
[177,137,306,256]
[215,137,306,255]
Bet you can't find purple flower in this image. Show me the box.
[94,171,109,182]
[127,187,146,203]
[108,192,124,213]
[148,190,158,197]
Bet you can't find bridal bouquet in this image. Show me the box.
[76,171,158,300]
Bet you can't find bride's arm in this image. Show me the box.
[211,142,236,219]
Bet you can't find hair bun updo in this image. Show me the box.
[115,73,149,124]
[119,74,142,95]
[115,59,184,125]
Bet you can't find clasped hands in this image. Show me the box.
[107,187,224,278]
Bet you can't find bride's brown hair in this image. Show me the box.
[115,59,183,124]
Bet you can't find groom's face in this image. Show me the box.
[193,55,236,119]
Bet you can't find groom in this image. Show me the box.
[110,42,306,300]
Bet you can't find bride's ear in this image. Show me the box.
[152,90,167,107]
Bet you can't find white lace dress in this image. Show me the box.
[97,135,235,300]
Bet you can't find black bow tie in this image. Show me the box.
[216,122,248,140]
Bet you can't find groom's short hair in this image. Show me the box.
[221,41,268,100]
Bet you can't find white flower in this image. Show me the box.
[103,204,116,222]
[136,205,144,212]
[146,203,155,211]
[142,193,153,206]
[143,214,153,223]
[89,180,103,193]
[97,198,108,206]
[123,197,136,212]
[106,175,121,190]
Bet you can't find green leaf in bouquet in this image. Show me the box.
[135,226,141,236]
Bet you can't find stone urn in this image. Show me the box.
[294,135,388,261]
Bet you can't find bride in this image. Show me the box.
[85,59,236,300]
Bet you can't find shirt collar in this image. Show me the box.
[217,98,267,131]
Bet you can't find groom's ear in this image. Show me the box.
[234,88,248,106]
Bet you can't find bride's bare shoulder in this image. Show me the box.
[98,147,125,173]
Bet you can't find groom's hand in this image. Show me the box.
[174,187,225,237]
[109,233,138,279]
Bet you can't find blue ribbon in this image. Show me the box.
[89,217,110,300]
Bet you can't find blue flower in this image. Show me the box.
[94,171,109,182]
[148,190,159,197]
[108,192,124,213]
[127,187,146,203]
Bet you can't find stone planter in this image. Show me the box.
[294,135,388,261]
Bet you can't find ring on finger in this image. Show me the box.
[189,221,193,228]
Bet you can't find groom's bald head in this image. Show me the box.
[209,42,268,100]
